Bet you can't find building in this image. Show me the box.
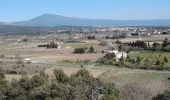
[104,48,127,61]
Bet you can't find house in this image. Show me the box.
[115,52,127,61]
[104,48,127,61]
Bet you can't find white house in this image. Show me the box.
[115,52,128,61]
[104,48,127,61]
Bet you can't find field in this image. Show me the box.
[129,52,170,68]
[0,35,170,99]
[99,69,170,100]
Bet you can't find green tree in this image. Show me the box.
[155,60,161,65]
[19,76,30,90]
[53,68,69,83]
[164,57,168,63]
[74,48,85,54]
[152,89,170,100]
[88,46,95,53]
[136,56,141,64]
[162,38,169,48]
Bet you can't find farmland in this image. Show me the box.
[0,34,170,100]
[100,69,170,100]
[129,52,170,67]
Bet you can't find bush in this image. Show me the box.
[53,68,69,83]
[164,57,168,63]
[97,53,116,65]
[22,38,28,42]
[163,45,170,52]
[88,46,95,53]
[152,89,170,100]
[87,36,95,40]
[74,48,85,54]
[0,68,121,100]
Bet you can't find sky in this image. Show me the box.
[0,0,170,22]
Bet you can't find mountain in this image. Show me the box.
[0,22,7,25]
[7,14,170,26]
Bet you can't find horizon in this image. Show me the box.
[2,13,170,23]
[0,0,170,22]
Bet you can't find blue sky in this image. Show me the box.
[0,0,170,22]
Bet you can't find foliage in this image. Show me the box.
[162,38,169,48]
[73,48,85,54]
[97,53,116,65]
[0,68,121,100]
[152,88,170,100]
[87,36,95,40]
[127,41,147,49]
[163,45,170,52]
[88,46,95,53]
[53,68,69,83]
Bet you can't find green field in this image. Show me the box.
[129,52,170,68]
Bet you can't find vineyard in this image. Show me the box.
[100,69,170,100]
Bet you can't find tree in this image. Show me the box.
[53,68,69,83]
[119,54,124,61]
[152,89,170,100]
[74,48,85,54]
[88,46,95,53]
[19,76,30,90]
[87,36,95,40]
[0,68,121,100]
[163,45,170,52]
[22,38,28,42]
[155,60,161,65]
[118,44,123,51]
[97,53,116,65]
[136,56,141,64]
[162,38,169,48]
[164,57,168,63]
[152,43,160,51]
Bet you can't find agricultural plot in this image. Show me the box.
[129,52,170,68]
[100,69,170,100]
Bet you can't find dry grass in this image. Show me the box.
[100,69,170,100]
[31,53,103,62]
[45,66,107,78]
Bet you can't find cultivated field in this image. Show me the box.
[100,69,170,100]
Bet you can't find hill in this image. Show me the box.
[11,14,170,26]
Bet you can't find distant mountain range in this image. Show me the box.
[1,14,170,26]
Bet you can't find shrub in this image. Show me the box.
[88,46,95,53]
[97,53,116,64]
[0,68,121,100]
[22,38,28,42]
[74,48,85,54]
[152,89,170,100]
[164,57,168,63]
[53,68,69,83]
